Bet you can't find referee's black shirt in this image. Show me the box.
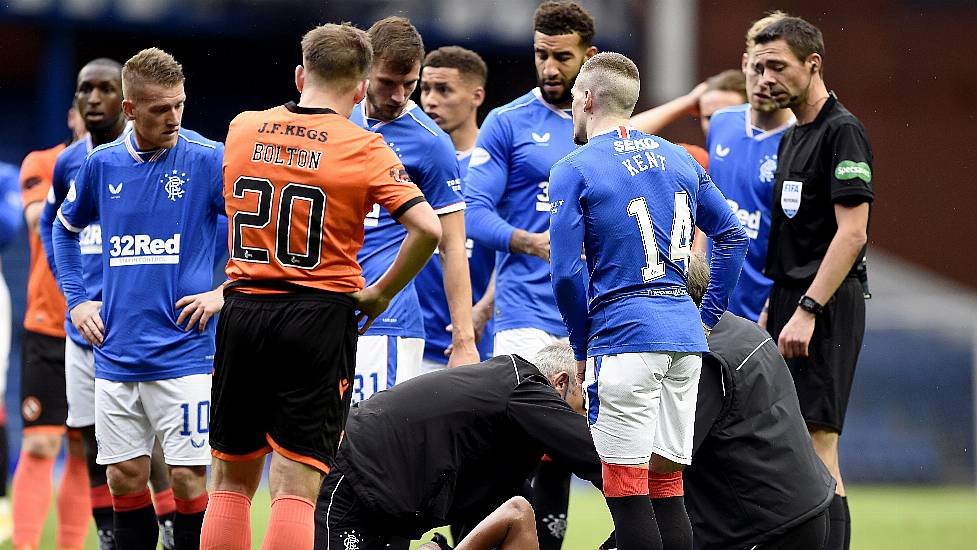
[766,93,874,286]
[333,354,601,534]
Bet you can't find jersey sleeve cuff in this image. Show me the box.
[391,196,427,221]
[56,210,84,233]
[433,200,465,216]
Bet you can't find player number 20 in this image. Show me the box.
[231,176,326,269]
[626,192,692,281]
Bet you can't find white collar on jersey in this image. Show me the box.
[531,88,572,120]
[360,100,420,130]
[744,106,795,142]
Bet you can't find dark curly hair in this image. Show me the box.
[533,1,595,46]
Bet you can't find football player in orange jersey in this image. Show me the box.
[201,23,440,550]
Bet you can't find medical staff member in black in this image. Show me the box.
[313,347,601,550]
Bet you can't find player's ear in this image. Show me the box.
[295,65,305,94]
[741,52,749,73]
[472,86,485,108]
[584,45,598,60]
[121,98,136,121]
[353,80,369,105]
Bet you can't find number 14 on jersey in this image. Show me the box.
[627,191,693,282]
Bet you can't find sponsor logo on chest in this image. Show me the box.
[108,233,180,266]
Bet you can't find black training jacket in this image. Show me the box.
[686,312,836,550]
[335,354,601,538]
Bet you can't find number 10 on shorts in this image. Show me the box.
[180,400,210,436]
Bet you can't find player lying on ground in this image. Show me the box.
[313,346,602,550]
[417,497,539,550]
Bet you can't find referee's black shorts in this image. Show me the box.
[210,290,357,473]
[767,276,865,433]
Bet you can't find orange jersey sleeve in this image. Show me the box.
[223,103,423,294]
[20,144,63,207]
[20,144,68,337]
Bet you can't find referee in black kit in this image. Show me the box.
[751,16,874,550]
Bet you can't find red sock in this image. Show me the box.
[152,487,176,517]
[91,483,113,510]
[56,454,91,549]
[12,451,55,547]
[649,470,684,499]
[260,496,314,550]
[201,491,252,550]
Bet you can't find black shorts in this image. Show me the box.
[314,470,397,550]
[767,277,865,433]
[757,509,829,550]
[20,331,67,429]
[210,290,357,473]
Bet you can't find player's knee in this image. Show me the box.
[211,457,263,497]
[502,496,534,523]
[808,429,840,462]
[601,461,649,498]
[22,432,62,457]
[66,429,87,457]
[649,454,684,475]
[168,465,207,499]
[107,459,151,495]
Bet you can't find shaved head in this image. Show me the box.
[575,52,640,117]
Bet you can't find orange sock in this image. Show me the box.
[152,488,176,517]
[200,491,251,550]
[56,454,91,550]
[12,452,55,547]
[260,496,314,550]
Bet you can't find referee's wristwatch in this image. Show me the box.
[797,295,824,315]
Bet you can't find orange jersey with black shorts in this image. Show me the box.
[20,143,68,338]
[223,102,424,293]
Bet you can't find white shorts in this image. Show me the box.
[585,352,701,466]
[493,328,568,363]
[353,335,424,403]
[95,374,212,466]
[65,338,96,428]
[420,358,447,374]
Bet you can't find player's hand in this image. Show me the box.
[576,359,587,385]
[778,309,816,359]
[352,284,392,334]
[70,301,104,347]
[446,340,479,368]
[511,229,550,262]
[176,288,224,333]
[472,301,493,343]
[685,81,708,116]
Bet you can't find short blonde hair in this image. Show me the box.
[302,23,373,91]
[746,10,789,51]
[122,48,184,98]
[577,52,640,117]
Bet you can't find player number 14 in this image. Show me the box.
[626,192,692,281]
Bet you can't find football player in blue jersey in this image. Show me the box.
[704,11,795,325]
[350,17,478,400]
[549,52,747,550]
[53,48,223,549]
[464,4,597,548]
[417,46,496,371]
[41,58,184,549]
[464,0,597,361]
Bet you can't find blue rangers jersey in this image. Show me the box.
[352,101,464,338]
[415,150,495,364]
[53,129,225,381]
[550,126,748,360]
[706,104,793,321]
[464,88,574,336]
[41,134,106,347]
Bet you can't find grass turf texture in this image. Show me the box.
[4,485,975,549]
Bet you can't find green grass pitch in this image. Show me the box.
[4,485,975,549]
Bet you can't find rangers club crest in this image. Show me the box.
[161,169,187,201]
